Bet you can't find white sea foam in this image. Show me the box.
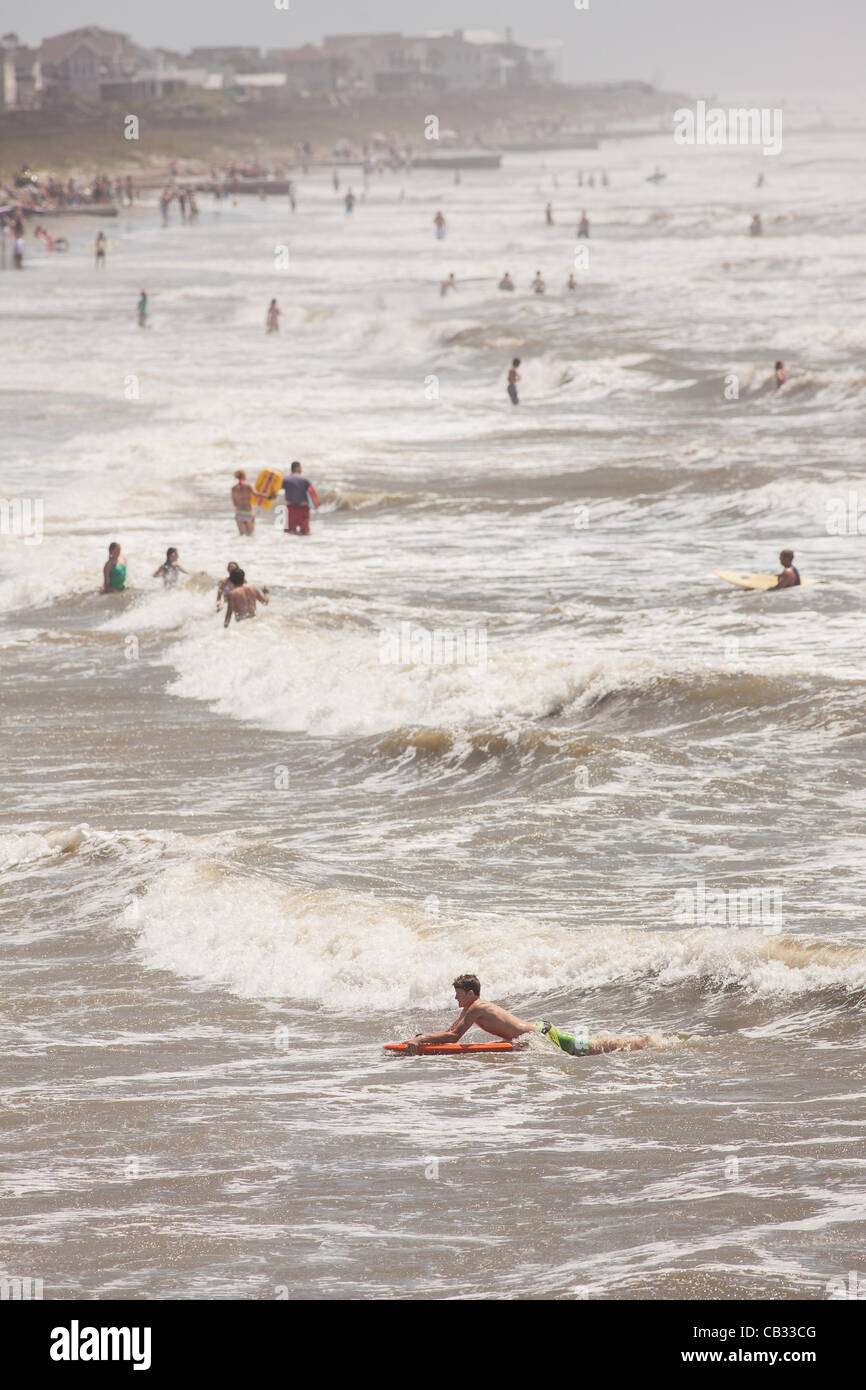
[131,858,866,1010]
[163,614,581,736]
[0,825,92,870]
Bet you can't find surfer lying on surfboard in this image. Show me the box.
[406,975,658,1056]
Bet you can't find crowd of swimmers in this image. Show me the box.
[2,167,122,211]
[159,186,200,223]
[441,264,583,300]
[103,544,269,627]
[99,462,319,625]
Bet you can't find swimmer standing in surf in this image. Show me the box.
[152,547,190,587]
[407,976,659,1055]
[216,561,240,610]
[102,542,126,593]
[222,569,269,627]
[281,460,319,536]
[231,470,266,537]
[507,358,521,405]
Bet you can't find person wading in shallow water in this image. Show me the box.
[152,547,190,587]
[281,461,319,536]
[216,561,240,611]
[222,569,269,627]
[507,358,521,406]
[407,975,659,1055]
[231,471,266,537]
[103,541,126,593]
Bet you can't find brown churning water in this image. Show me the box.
[1,128,865,1300]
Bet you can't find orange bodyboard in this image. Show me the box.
[384,1041,513,1055]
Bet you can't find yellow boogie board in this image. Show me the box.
[254,469,282,511]
[713,571,818,591]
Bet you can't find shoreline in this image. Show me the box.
[0,82,684,183]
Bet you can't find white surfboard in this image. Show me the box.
[713,570,817,591]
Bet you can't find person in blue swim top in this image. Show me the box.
[406,975,658,1055]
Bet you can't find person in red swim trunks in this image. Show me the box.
[281,461,319,536]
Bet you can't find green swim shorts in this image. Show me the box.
[535,1020,592,1056]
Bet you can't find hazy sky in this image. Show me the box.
[8,0,866,95]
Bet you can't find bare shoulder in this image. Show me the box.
[463,997,488,1021]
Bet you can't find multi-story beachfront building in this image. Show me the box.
[323,28,563,95]
[265,44,337,96]
[38,26,158,102]
[9,25,563,109]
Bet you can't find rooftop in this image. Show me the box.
[40,27,132,63]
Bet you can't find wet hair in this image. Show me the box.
[230,569,246,586]
[453,974,481,997]
[166,547,178,562]
[109,541,120,553]
[780,550,794,564]
[290,461,302,473]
